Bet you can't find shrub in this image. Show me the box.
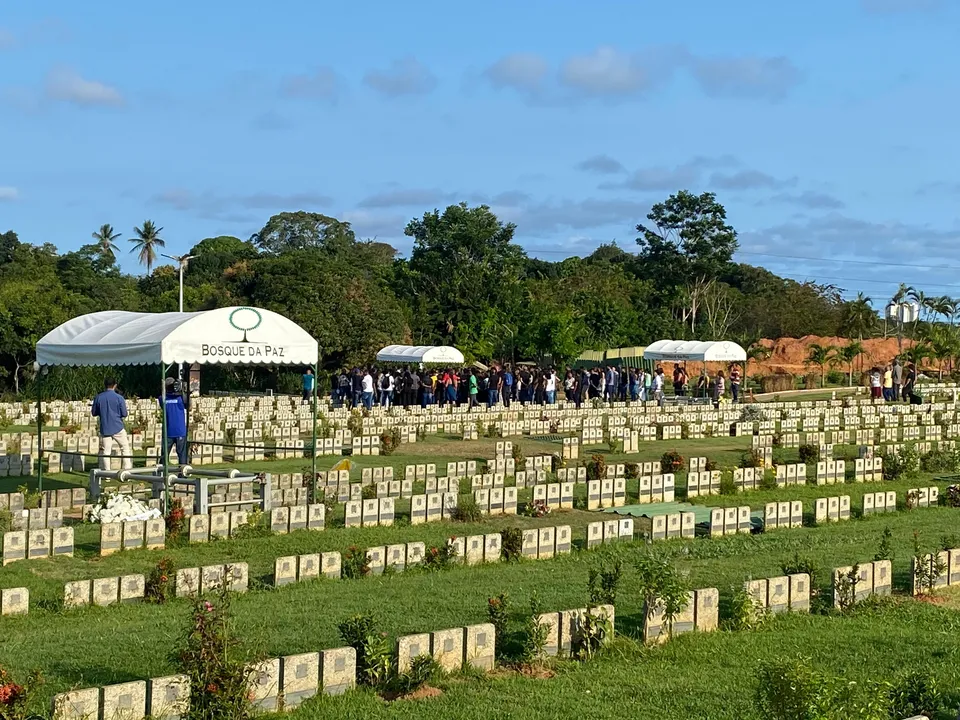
[798,444,820,464]
[15,485,40,510]
[704,458,718,472]
[825,370,845,386]
[586,454,606,482]
[572,610,613,661]
[512,443,525,470]
[520,593,550,663]
[919,447,959,473]
[487,593,510,658]
[739,405,768,423]
[947,484,960,508]
[888,670,942,719]
[391,655,440,696]
[634,551,688,636]
[229,508,271,540]
[176,590,252,720]
[486,423,501,438]
[739,449,764,469]
[0,665,43,720]
[719,473,738,496]
[606,437,623,454]
[832,564,861,614]
[660,450,684,473]
[342,546,371,579]
[781,554,820,594]
[347,409,364,436]
[423,541,458,570]
[361,484,378,500]
[500,527,523,562]
[450,497,483,523]
[624,462,639,479]
[337,613,391,688]
[881,443,920,481]
[0,510,12,535]
[379,428,402,455]
[587,555,624,606]
[145,557,177,604]
[874,527,894,562]
[912,531,948,596]
[723,586,769,632]
[758,470,777,491]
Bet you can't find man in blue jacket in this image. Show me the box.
[160,377,190,465]
[92,378,132,470]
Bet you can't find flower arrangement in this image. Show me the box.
[87,492,161,524]
[145,557,177,604]
[0,666,42,720]
[521,500,551,518]
[660,450,685,473]
[342,546,371,579]
[423,540,458,570]
[165,498,186,540]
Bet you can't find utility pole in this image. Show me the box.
[161,253,195,313]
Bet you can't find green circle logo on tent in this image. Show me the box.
[229,307,262,342]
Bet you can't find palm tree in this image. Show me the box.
[904,340,933,368]
[835,341,865,386]
[907,286,926,334]
[842,292,875,341]
[91,223,121,258]
[129,220,165,275]
[805,343,837,388]
[925,325,959,379]
[929,295,954,324]
[744,341,772,388]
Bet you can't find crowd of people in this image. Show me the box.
[308,362,748,410]
[868,358,919,403]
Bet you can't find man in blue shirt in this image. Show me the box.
[160,377,189,465]
[92,378,132,471]
[302,368,315,404]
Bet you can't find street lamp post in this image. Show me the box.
[161,253,195,313]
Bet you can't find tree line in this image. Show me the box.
[0,190,887,397]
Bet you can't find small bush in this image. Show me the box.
[919,447,959,473]
[520,594,550,663]
[719,473,738,496]
[739,405,768,423]
[586,454,606,482]
[520,500,551,518]
[229,508,271,540]
[0,665,43,720]
[15,485,40,510]
[361,484,378,500]
[450,497,483,523]
[874,527,894,562]
[758,470,777,491]
[739,449,764,469]
[832,564,861,614]
[798,444,820,464]
[487,593,510,659]
[624,462,639,479]
[587,556,623,606]
[888,670,942,719]
[704,458,718,472]
[391,655,439,695]
[572,610,613,661]
[660,450,684,473]
[500,527,523,562]
[723,586,769,632]
[145,557,177,604]
[825,369,845,385]
[379,428,402,455]
[176,589,253,720]
[337,613,391,688]
[0,509,13,534]
[912,531,948,596]
[881,443,920,481]
[486,423,501,438]
[342,546,371,579]
[634,551,688,635]
[946,484,960,508]
[780,554,820,593]
[754,658,824,720]
[423,541,458,570]
[512,443,525,470]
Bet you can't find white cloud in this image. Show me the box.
[559,46,651,97]
[44,66,122,107]
[483,53,549,94]
[0,186,19,201]
[363,56,437,97]
[576,154,626,175]
[281,67,339,100]
[690,55,802,101]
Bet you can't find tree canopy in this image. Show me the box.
[0,191,908,395]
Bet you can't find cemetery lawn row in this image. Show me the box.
[0,506,956,704]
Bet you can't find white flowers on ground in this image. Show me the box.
[87,492,161,523]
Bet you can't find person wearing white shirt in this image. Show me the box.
[652,368,665,408]
[545,369,558,404]
[361,371,374,410]
[379,371,394,407]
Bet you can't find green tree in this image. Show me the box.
[841,292,875,341]
[805,343,837,387]
[130,220,166,275]
[405,203,526,348]
[925,325,958,379]
[91,223,122,259]
[744,340,772,387]
[635,190,738,289]
[835,341,865,386]
[251,211,355,255]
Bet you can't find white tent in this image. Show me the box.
[36,307,318,367]
[375,344,465,365]
[643,340,746,363]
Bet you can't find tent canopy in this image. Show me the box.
[36,307,319,367]
[643,340,746,363]
[375,345,464,365]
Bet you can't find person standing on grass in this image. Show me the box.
[361,369,374,410]
[882,365,893,401]
[729,364,742,403]
[696,368,709,399]
[869,367,882,400]
[652,367,666,407]
[160,377,190,465]
[468,368,479,407]
[714,370,725,405]
[904,362,918,403]
[642,367,652,401]
[301,368,315,404]
[92,378,133,471]
[379,370,394,407]
[891,358,903,401]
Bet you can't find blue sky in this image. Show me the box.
[1,0,959,302]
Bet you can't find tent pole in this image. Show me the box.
[311,362,318,492]
[161,363,169,513]
[36,369,44,495]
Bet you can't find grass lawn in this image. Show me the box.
[1,430,959,718]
